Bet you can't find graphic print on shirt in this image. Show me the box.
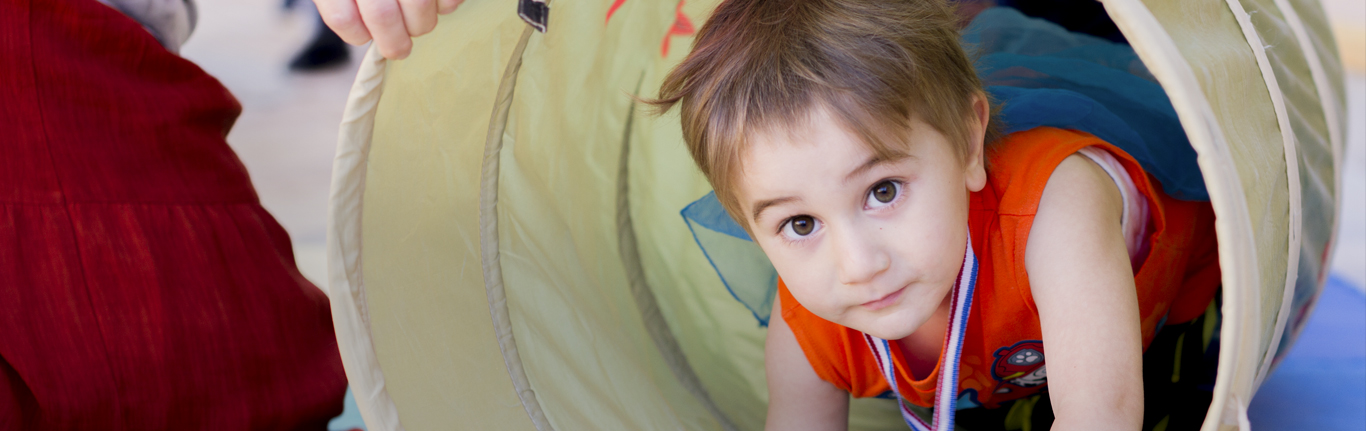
[991,340,1047,393]
[955,388,983,410]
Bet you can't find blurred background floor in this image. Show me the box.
[176,0,1364,429]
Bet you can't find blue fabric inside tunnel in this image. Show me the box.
[681,7,1210,326]
[681,192,780,326]
[967,7,1207,201]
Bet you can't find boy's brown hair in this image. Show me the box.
[650,0,993,227]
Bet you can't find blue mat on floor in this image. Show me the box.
[1249,275,1366,430]
[329,387,366,430]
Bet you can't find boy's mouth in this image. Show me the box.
[860,286,906,311]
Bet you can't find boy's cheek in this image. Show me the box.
[766,245,844,316]
[787,283,845,321]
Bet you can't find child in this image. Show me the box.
[651,0,1221,430]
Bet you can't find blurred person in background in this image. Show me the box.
[0,0,346,429]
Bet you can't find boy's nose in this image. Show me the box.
[833,227,891,286]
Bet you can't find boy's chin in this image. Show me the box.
[847,318,919,341]
[860,327,916,341]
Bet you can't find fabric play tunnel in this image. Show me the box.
[323,0,1349,430]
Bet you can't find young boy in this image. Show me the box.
[651,0,1221,430]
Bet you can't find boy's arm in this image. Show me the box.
[1025,154,1144,431]
[765,295,850,431]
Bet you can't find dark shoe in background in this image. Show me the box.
[289,15,351,72]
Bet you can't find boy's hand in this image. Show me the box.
[312,0,464,59]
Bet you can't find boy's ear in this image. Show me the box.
[964,92,989,192]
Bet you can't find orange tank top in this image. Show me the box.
[778,127,1220,409]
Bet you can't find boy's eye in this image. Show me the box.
[867,180,900,207]
[781,215,820,240]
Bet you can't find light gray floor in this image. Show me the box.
[1333,73,1366,290]
[176,0,1365,429]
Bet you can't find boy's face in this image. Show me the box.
[738,105,986,341]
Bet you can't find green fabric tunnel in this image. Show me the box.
[322,0,1350,430]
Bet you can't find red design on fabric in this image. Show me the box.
[606,0,628,23]
[660,0,694,57]
[1319,236,1333,285]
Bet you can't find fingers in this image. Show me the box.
[313,0,372,45]
[355,0,413,59]
[399,0,439,38]
[315,0,466,60]
[437,0,464,14]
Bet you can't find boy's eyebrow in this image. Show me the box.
[843,155,898,184]
[751,196,800,225]
[750,154,911,224]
